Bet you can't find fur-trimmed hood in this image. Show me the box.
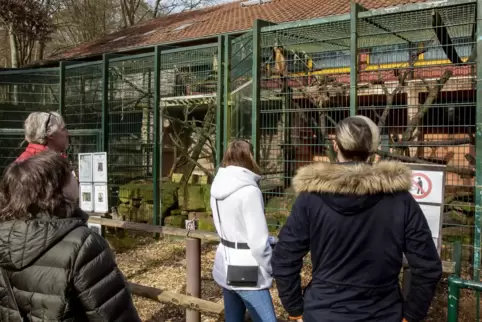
[293,161,412,195]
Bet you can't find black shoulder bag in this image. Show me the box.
[215,199,259,287]
[1,268,27,321]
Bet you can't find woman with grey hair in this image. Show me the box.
[16,111,70,162]
[271,115,442,322]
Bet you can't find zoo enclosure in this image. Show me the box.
[0,0,481,319]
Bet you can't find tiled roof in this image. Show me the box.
[49,0,423,61]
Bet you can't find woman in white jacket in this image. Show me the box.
[210,139,277,322]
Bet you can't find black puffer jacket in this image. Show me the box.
[0,210,141,321]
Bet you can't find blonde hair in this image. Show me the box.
[24,112,65,145]
[335,115,380,161]
[221,139,261,175]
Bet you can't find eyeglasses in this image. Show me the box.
[44,113,52,136]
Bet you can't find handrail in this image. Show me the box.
[447,275,482,322]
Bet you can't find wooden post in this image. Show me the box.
[186,237,201,322]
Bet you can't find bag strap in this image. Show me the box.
[214,199,231,265]
[1,268,24,320]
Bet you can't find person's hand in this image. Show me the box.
[288,316,303,322]
[268,235,278,245]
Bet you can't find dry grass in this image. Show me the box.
[109,233,479,322]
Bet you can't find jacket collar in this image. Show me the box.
[292,161,412,195]
[25,143,48,154]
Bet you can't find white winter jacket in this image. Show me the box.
[210,165,273,290]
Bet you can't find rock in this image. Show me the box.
[178,184,211,211]
[265,194,296,216]
[442,226,473,245]
[196,213,216,232]
[138,202,154,223]
[118,180,154,204]
[118,180,181,222]
[164,214,189,228]
[266,216,280,233]
[117,203,138,221]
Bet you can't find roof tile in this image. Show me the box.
[50,0,422,61]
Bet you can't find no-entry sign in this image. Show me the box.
[409,169,444,205]
[407,164,446,253]
[411,172,432,200]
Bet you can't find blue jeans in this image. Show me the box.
[223,288,277,322]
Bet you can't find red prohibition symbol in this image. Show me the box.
[411,172,432,200]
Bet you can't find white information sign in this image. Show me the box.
[419,204,441,239]
[92,152,108,183]
[79,183,94,212]
[407,164,446,253]
[78,153,93,183]
[94,184,108,213]
[410,170,444,204]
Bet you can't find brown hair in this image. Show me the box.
[221,139,261,175]
[335,115,380,162]
[0,151,75,220]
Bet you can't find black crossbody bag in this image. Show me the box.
[215,199,259,287]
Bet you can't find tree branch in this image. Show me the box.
[376,149,474,177]
[169,133,214,180]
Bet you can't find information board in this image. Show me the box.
[78,152,109,216]
[407,163,446,253]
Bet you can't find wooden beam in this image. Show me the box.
[129,283,224,315]
[88,217,219,242]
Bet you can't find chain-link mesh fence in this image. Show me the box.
[159,45,218,228]
[109,55,155,223]
[64,63,103,178]
[357,2,477,272]
[0,69,59,172]
[258,18,351,233]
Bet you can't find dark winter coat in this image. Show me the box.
[0,210,141,322]
[272,161,442,322]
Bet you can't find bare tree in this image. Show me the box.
[151,0,220,17]
[120,0,151,28]
[0,0,55,67]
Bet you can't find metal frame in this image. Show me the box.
[252,19,275,162]
[59,62,66,117]
[223,35,232,151]
[216,35,225,168]
[101,54,110,152]
[474,0,482,317]
[153,45,162,227]
[350,2,363,116]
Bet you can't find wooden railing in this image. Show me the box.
[88,216,458,322]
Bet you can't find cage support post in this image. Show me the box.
[349,2,361,116]
[59,62,66,117]
[216,35,225,169]
[252,20,263,163]
[474,0,482,319]
[153,46,162,228]
[101,54,110,153]
[186,237,201,322]
[252,19,274,163]
[449,241,462,319]
[223,35,232,150]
